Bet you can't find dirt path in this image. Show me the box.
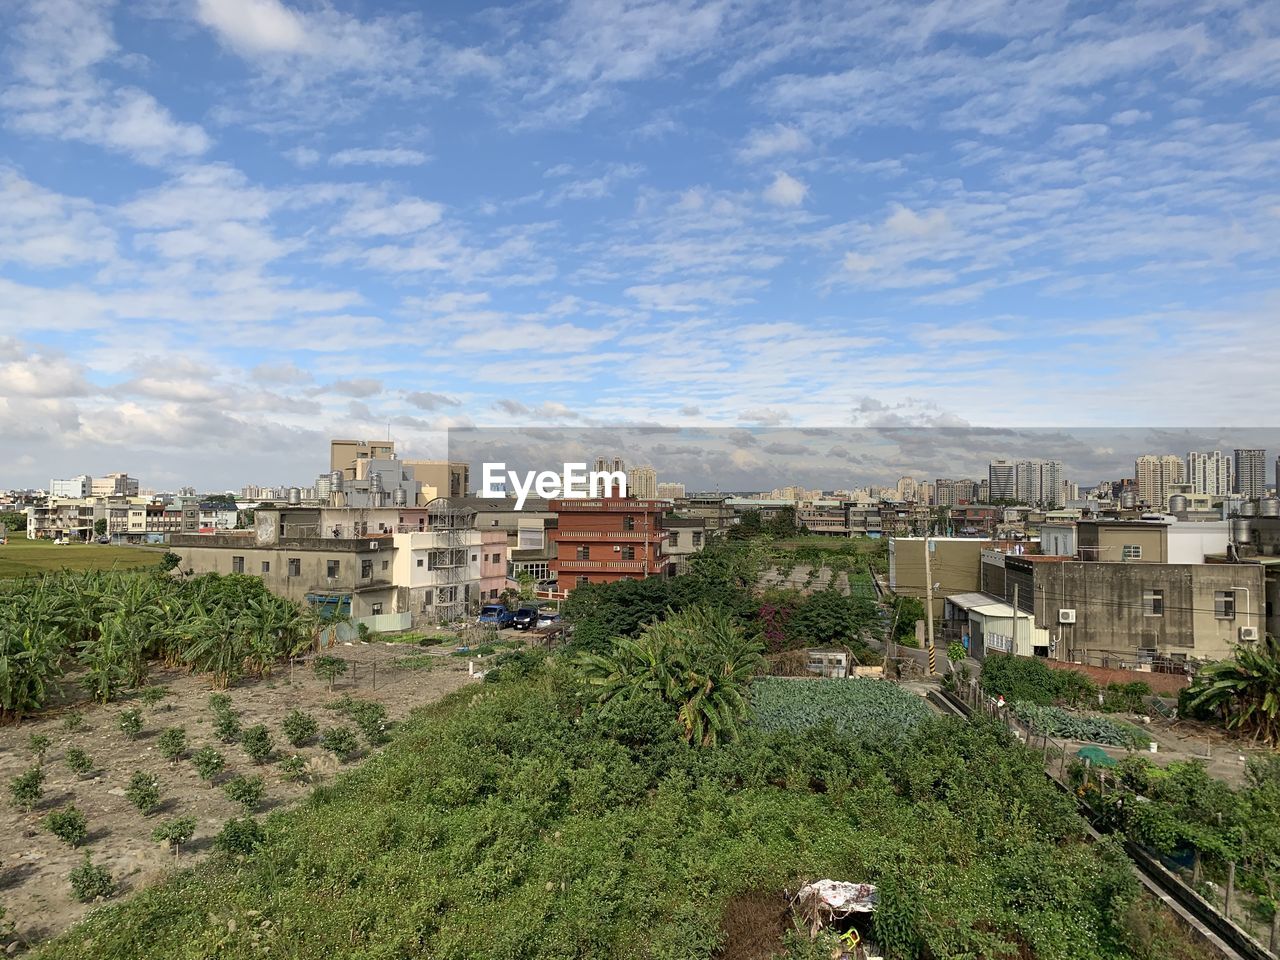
[0,644,476,951]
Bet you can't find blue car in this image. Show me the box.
[477,604,515,627]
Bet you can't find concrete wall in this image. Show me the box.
[889,538,989,616]
[1042,658,1190,693]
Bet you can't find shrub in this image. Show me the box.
[223,774,265,812]
[43,805,88,847]
[321,725,359,760]
[64,747,95,778]
[69,854,114,902]
[279,754,308,782]
[118,708,143,740]
[157,726,187,762]
[350,702,388,746]
[9,767,45,812]
[980,654,1062,705]
[282,709,318,747]
[214,817,263,856]
[140,686,168,708]
[190,746,226,784]
[213,710,242,744]
[208,693,232,713]
[62,710,86,732]
[152,816,197,855]
[313,656,348,691]
[125,770,162,815]
[240,724,273,764]
[28,733,51,763]
[947,640,966,662]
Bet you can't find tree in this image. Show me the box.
[576,605,764,747]
[1188,634,1280,745]
[313,655,348,691]
[764,506,798,538]
[93,518,108,537]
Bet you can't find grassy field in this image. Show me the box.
[0,537,163,578]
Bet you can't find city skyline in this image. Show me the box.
[3,1,1280,488]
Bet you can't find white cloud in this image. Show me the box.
[196,0,310,55]
[329,148,430,168]
[763,171,808,206]
[739,124,811,160]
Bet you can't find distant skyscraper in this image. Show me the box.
[1186,451,1232,498]
[988,460,1016,501]
[1135,455,1184,507]
[896,476,918,502]
[1015,459,1063,507]
[626,465,657,499]
[656,482,685,499]
[1235,448,1266,499]
[593,456,625,475]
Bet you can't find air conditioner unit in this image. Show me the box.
[369,541,379,550]
[1058,609,1077,624]
[613,546,621,552]
[1240,626,1260,642]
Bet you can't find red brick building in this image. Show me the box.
[550,497,672,589]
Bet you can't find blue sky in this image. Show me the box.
[1,0,1279,489]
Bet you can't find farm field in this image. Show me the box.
[0,539,163,578]
[1,647,474,948]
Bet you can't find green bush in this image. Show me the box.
[282,709,318,747]
[68,854,114,902]
[320,726,358,760]
[214,817,263,856]
[208,693,232,713]
[157,726,187,762]
[43,805,88,847]
[240,724,273,764]
[152,816,197,852]
[313,656,348,690]
[349,702,388,746]
[190,746,226,784]
[64,747,94,778]
[279,754,308,782]
[125,771,162,815]
[213,710,241,744]
[947,640,966,662]
[9,767,45,811]
[28,733,51,763]
[140,686,168,708]
[118,708,143,740]
[223,774,265,812]
[980,654,1064,705]
[62,710,86,733]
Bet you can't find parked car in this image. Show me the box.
[96,535,111,544]
[536,612,562,629]
[511,605,542,630]
[477,604,515,628]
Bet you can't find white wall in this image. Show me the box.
[1167,521,1229,564]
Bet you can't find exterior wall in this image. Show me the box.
[1041,659,1191,693]
[663,517,708,572]
[889,538,990,616]
[479,529,508,602]
[1040,523,1077,557]
[1167,521,1229,564]
[551,498,671,589]
[1077,522,1168,563]
[1030,561,1264,663]
[390,529,482,617]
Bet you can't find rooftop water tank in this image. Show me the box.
[1168,495,1188,513]
[393,487,408,507]
[1260,498,1280,518]
[1232,518,1254,545]
[330,470,343,491]
[287,487,301,505]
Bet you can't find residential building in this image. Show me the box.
[550,497,671,589]
[676,495,737,532]
[328,458,421,509]
[49,475,92,498]
[627,465,658,500]
[797,499,848,536]
[889,537,997,618]
[455,495,557,583]
[1076,517,1228,565]
[988,460,1016,501]
[943,592,1050,659]
[896,477,919,502]
[403,460,470,499]
[478,529,509,602]
[593,456,625,474]
[1236,448,1267,499]
[1187,450,1233,498]
[1135,454,1184,507]
[198,502,239,530]
[656,482,685,499]
[663,516,709,573]
[934,479,979,508]
[1015,459,1063,507]
[91,473,139,497]
[330,439,396,478]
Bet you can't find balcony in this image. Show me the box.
[556,559,649,572]
[552,530,668,542]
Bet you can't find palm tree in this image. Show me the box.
[1187,633,1280,745]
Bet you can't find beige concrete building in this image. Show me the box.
[403,460,470,499]
[889,537,995,617]
[330,439,397,478]
[626,465,658,500]
[1135,454,1184,508]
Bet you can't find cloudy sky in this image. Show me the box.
[1,0,1278,490]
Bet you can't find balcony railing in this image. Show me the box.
[555,559,649,571]
[551,530,667,541]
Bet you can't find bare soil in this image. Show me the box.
[0,642,476,951]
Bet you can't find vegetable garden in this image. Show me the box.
[750,677,931,743]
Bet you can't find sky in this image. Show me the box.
[1,0,1279,490]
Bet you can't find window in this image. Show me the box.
[1122,544,1142,560]
[261,561,270,574]
[361,559,373,579]
[1215,590,1236,620]
[371,602,383,615]
[231,556,244,573]
[489,588,499,599]
[1143,589,1164,617]
[577,575,590,586]
[471,553,477,561]
[382,560,389,571]
[692,532,703,547]
[621,545,636,560]
[287,558,301,577]
[576,545,590,560]
[623,515,635,530]
[417,558,425,568]
[491,519,499,527]
[668,531,680,546]
[326,559,340,579]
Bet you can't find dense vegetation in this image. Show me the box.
[749,677,931,743]
[33,662,1147,960]
[0,570,327,721]
[1187,633,1280,745]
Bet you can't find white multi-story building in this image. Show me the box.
[1236,448,1267,499]
[91,473,139,497]
[1135,455,1184,507]
[627,465,658,500]
[988,460,1016,501]
[656,482,685,499]
[1014,459,1063,507]
[1186,451,1232,498]
[49,475,92,498]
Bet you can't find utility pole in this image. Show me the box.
[923,533,936,674]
